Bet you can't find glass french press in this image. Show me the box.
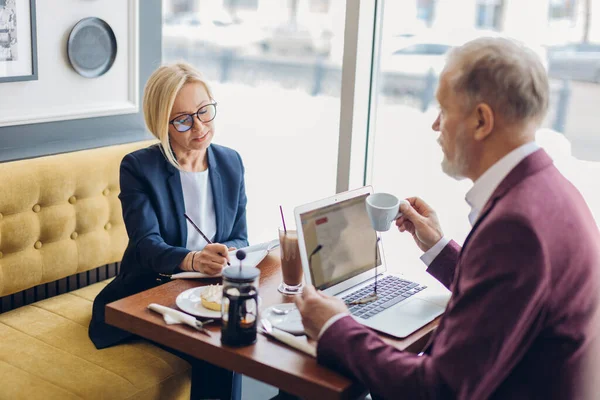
[221,251,260,346]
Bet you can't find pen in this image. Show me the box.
[184,213,231,266]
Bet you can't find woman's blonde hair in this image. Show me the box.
[143,62,214,169]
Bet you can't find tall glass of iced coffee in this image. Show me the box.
[278,228,304,294]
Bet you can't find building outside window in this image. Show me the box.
[476,0,504,30]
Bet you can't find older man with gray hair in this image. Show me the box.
[295,37,600,399]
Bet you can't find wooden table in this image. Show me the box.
[106,252,439,399]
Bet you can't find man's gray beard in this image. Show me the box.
[441,156,468,181]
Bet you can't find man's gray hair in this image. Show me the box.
[446,37,550,124]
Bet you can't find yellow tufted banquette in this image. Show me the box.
[0,140,191,400]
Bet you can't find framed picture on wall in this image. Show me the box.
[0,0,37,83]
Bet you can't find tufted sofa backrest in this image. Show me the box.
[0,140,157,297]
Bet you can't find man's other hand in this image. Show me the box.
[295,285,349,339]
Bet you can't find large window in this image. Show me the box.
[161,0,600,271]
[162,0,346,244]
[369,0,600,268]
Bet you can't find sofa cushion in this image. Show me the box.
[0,140,157,297]
[0,280,191,400]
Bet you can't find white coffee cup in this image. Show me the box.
[365,193,408,232]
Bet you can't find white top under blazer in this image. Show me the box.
[180,169,217,251]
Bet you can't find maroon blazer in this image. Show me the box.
[318,149,600,399]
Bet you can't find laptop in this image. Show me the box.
[294,186,450,338]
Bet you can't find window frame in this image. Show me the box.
[336,0,382,192]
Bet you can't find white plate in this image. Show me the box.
[176,286,263,319]
[176,287,222,319]
[262,303,305,336]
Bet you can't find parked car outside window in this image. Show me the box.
[379,29,547,101]
[163,11,265,52]
[259,22,333,57]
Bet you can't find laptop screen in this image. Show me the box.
[299,193,381,290]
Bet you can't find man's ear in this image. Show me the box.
[473,103,494,141]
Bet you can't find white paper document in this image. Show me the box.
[171,239,280,279]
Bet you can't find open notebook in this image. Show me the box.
[171,239,280,279]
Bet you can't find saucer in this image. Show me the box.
[262,303,305,336]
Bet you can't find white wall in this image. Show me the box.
[0,0,138,127]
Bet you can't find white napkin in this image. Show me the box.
[267,328,316,357]
[171,239,280,280]
[148,303,198,328]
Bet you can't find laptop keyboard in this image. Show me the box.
[342,276,427,320]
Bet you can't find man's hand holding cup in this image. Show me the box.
[395,197,444,252]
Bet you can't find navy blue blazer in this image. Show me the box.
[89,143,248,349]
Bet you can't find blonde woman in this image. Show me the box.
[90,62,247,399]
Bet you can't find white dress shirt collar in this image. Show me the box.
[465,141,540,226]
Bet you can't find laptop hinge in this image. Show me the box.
[336,272,385,296]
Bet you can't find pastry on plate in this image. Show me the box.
[200,284,223,311]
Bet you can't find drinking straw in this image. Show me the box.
[279,205,287,234]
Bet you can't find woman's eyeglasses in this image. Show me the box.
[169,103,217,133]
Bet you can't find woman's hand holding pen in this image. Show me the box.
[182,243,230,275]
[182,214,232,268]
[197,244,230,275]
